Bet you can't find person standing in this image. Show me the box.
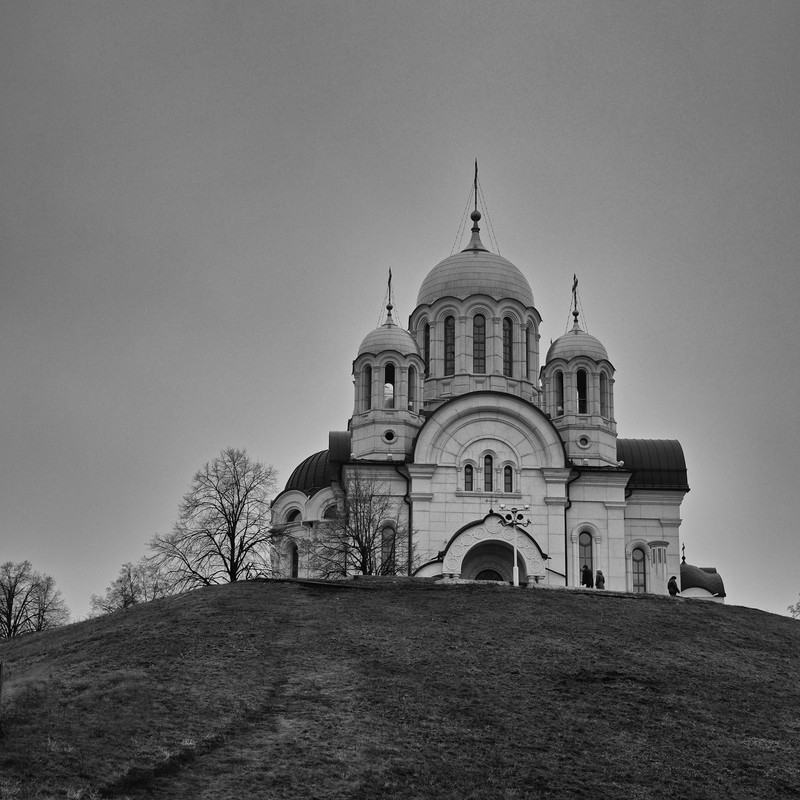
[595,570,605,589]
[581,564,593,588]
[668,576,680,596]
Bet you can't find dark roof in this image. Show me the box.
[283,450,336,497]
[680,562,726,597]
[617,439,689,492]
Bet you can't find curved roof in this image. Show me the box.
[617,439,689,491]
[680,562,726,597]
[546,319,609,363]
[416,222,534,308]
[283,450,336,497]
[358,315,420,358]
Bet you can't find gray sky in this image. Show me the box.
[2,1,799,619]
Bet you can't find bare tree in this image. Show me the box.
[310,472,411,578]
[789,597,800,619]
[0,561,69,638]
[150,448,279,590]
[89,557,174,616]
[27,573,70,632]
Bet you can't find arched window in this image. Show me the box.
[363,365,372,411]
[503,317,513,377]
[473,314,486,373]
[444,316,455,376]
[579,531,593,576]
[632,547,647,593]
[384,363,395,409]
[423,324,431,377]
[286,509,301,524]
[576,368,588,414]
[503,466,513,493]
[408,366,417,411]
[484,455,493,492]
[288,542,299,578]
[381,526,396,575]
[554,370,564,417]
[464,464,474,492]
[525,325,531,379]
[600,372,609,418]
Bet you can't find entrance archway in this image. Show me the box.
[441,515,547,581]
[460,541,527,584]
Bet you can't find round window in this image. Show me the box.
[577,435,591,449]
[383,429,396,443]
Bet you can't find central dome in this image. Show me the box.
[416,214,534,308]
[417,249,534,308]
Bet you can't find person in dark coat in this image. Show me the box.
[581,564,593,588]
[668,576,680,596]
[595,570,605,590]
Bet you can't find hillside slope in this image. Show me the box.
[1,580,798,799]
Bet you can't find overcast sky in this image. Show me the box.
[2,1,799,620]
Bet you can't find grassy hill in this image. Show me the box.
[1,579,798,800]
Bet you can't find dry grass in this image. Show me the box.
[1,579,798,799]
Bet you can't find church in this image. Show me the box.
[271,177,725,600]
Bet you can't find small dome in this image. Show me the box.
[357,314,420,358]
[284,450,335,496]
[680,562,726,598]
[546,317,609,363]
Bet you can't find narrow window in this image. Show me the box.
[503,317,513,376]
[473,314,486,373]
[484,455,493,492]
[632,547,647,593]
[525,325,531,379]
[408,366,417,410]
[600,372,609,418]
[503,466,513,493]
[381,526,396,575]
[464,464,474,492]
[289,542,299,578]
[444,316,455,376]
[579,532,593,577]
[577,368,588,414]
[423,324,431,377]
[364,365,372,411]
[554,370,564,417]
[384,363,395,408]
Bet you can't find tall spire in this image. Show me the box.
[463,159,487,252]
[385,267,395,324]
[571,274,580,329]
[474,158,478,213]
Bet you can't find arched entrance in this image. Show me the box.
[440,515,547,583]
[460,540,527,584]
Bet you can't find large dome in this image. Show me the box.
[416,213,534,308]
[357,314,420,357]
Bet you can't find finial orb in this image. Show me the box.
[470,209,482,223]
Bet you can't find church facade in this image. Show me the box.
[271,193,720,598]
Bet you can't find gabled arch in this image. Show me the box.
[413,392,567,469]
[440,514,548,579]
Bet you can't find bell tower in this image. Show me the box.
[540,279,617,467]
[350,300,425,462]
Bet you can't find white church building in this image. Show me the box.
[271,183,724,600]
